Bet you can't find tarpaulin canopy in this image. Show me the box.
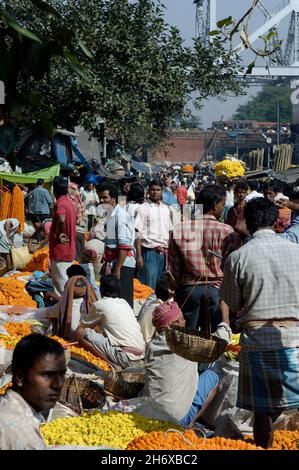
[0,164,60,184]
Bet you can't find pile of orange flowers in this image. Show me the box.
[245,430,299,451]
[182,165,194,173]
[0,191,12,220]
[11,186,25,232]
[24,247,49,272]
[2,322,32,336]
[133,279,154,300]
[126,430,264,450]
[51,336,112,371]
[0,381,12,396]
[0,278,37,307]
[271,430,299,450]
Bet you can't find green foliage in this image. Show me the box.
[232,84,292,122]
[0,0,244,154]
[176,114,202,130]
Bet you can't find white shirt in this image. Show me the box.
[0,390,46,450]
[83,297,145,360]
[245,191,264,202]
[225,190,235,207]
[138,295,163,343]
[81,189,99,216]
[143,331,198,421]
[135,200,173,249]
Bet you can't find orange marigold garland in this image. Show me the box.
[0,381,12,395]
[24,247,49,272]
[133,279,154,300]
[2,321,32,336]
[126,430,264,450]
[11,186,25,232]
[0,191,12,220]
[0,278,37,307]
[51,336,111,371]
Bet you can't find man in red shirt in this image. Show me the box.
[176,181,188,219]
[49,177,77,295]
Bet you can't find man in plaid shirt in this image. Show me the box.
[168,184,239,332]
[220,198,299,448]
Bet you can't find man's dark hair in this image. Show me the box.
[12,334,65,390]
[196,184,226,213]
[235,181,249,192]
[53,176,68,197]
[181,181,185,186]
[127,182,144,203]
[244,198,278,233]
[248,180,259,191]
[155,272,176,301]
[37,178,44,186]
[149,178,163,189]
[263,182,281,193]
[66,264,87,278]
[289,191,299,201]
[100,274,120,298]
[98,183,118,200]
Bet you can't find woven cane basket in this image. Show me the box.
[165,326,227,363]
[59,375,106,415]
[104,371,145,399]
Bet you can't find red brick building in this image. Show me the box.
[149,130,206,163]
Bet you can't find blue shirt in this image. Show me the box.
[28,187,53,215]
[105,205,136,269]
[280,215,299,243]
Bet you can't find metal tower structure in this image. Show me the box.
[195,0,299,80]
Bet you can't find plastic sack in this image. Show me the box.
[201,356,254,436]
[0,307,50,325]
[109,396,181,425]
[272,411,299,431]
[0,345,13,369]
[11,246,32,270]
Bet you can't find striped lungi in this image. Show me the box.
[237,348,299,413]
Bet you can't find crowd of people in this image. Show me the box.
[1,166,299,449]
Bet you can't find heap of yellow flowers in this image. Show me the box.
[41,411,182,449]
[0,333,22,350]
[224,333,241,361]
[215,158,245,178]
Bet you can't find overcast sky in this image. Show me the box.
[161,0,292,129]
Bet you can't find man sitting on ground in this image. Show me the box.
[73,274,145,369]
[0,334,66,450]
[143,302,224,426]
[138,272,176,344]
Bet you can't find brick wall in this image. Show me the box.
[149,131,206,163]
